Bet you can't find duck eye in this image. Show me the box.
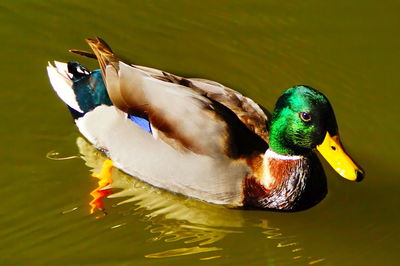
[299,112,312,122]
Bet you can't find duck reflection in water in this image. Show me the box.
[78,137,324,262]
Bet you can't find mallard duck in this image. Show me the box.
[47,37,363,211]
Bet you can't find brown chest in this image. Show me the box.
[242,156,315,210]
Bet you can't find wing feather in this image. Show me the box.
[85,37,268,156]
[109,62,229,155]
[132,66,269,142]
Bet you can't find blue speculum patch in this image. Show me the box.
[128,115,152,133]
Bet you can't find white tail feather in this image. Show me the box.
[47,61,84,113]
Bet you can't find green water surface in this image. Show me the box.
[1,0,399,265]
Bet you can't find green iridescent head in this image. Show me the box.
[269,85,338,156]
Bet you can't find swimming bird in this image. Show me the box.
[47,37,363,211]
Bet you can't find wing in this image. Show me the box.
[131,65,270,143]
[85,37,268,157]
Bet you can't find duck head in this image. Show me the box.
[243,85,363,210]
[268,85,364,181]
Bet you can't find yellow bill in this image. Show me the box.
[317,132,364,181]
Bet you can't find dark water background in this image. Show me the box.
[1,1,399,265]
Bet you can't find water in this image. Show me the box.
[1,0,399,264]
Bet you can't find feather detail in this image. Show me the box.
[85,37,121,81]
[242,152,327,210]
[118,62,230,155]
[47,61,84,113]
[69,49,97,59]
[132,66,269,142]
[84,37,269,155]
[243,157,310,210]
[75,105,249,206]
